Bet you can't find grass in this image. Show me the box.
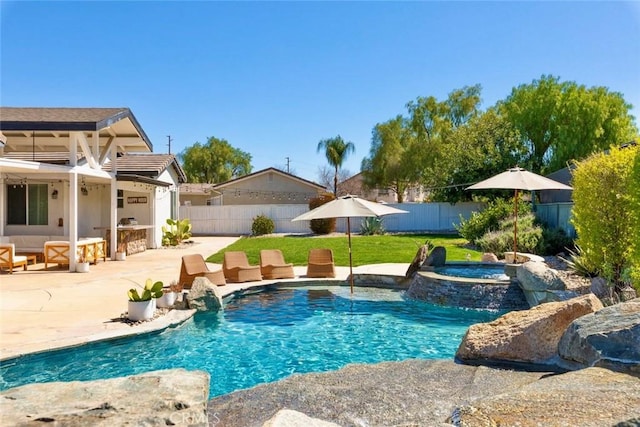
[206,233,481,267]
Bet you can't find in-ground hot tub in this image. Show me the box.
[406,262,528,310]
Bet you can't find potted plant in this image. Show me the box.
[115,240,127,261]
[157,280,182,308]
[127,279,163,321]
[76,251,90,273]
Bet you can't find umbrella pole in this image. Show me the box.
[513,189,518,262]
[347,217,354,294]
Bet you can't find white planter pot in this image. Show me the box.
[115,252,127,261]
[76,262,90,273]
[156,290,177,308]
[127,299,156,321]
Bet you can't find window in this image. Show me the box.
[7,184,48,225]
[117,189,124,209]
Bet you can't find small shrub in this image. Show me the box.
[251,214,275,236]
[476,213,542,255]
[559,246,600,278]
[537,226,574,256]
[309,193,336,235]
[360,217,385,235]
[456,197,531,243]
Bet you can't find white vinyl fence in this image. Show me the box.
[181,202,484,235]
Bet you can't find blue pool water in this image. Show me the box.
[0,286,501,398]
[435,265,509,280]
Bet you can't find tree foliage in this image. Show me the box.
[360,115,420,203]
[317,136,355,195]
[179,136,252,183]
[500,75,638,173]
[571,144,639,291]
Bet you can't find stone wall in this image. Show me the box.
[406,272,529,310]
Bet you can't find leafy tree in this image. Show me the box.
[179,136,252,183]
[317,135,355,195]
[360,115,420,203]
[571,144,639,293]
[500,75,638,173]
[431,109,528,202]
[406,85,483,190]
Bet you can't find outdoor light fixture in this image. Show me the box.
[51,189,58,199]
[81,186,89,196]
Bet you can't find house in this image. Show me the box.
[338,172,425,203]
[0,107,184,271]
[179,183,220,206]
[200,167,326,206]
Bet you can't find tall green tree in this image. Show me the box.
[317,135,355,195]
[360,115,420,203]
[179,136,252,183]
[431,109,528,202]
[500,75,638,173]
[406,85,483,190]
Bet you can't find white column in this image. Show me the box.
[110,138,118,259]
[0,175,4,236]
[69,170,78,272]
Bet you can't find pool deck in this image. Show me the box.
[0,236,409,361]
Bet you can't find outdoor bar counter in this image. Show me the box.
[96,225,154,256]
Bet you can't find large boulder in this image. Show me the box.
[187,277,224,312]
[0,369,210,426]
[558,298,640,374]
[456,294,603,364]
[209,359,640,427]
[452,367,640,427]
[517,261,578,307]
[405,244,428,278]
[422,246,446,268]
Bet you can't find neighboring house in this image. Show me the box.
[179,183,220,206]
[206,167,326,205]
[539,166,574,203]
[0,107,183,270]
[338,172,425,203]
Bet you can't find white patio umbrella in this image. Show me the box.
[466,167,573,261]
[292,195,408,293]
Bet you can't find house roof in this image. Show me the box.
[212,167,325,190]
[0,107,152,152]
[103,153,187,184]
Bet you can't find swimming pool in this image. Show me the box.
[0,286,501,398]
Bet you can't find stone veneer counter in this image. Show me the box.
[101,226,153,255]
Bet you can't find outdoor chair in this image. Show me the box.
[0,243,28,273]
[223,251,262,283]
[179,254,226,289]
[306,248,336,278]
[259,249,295,280]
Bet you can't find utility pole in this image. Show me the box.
[285,157,290,173]
[167,135,173,154]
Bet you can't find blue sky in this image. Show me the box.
[1,1,639,183]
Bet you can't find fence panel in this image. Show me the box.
[181,202,485,235]
[535,203,575,237]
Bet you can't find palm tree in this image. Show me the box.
[317,136,355,195]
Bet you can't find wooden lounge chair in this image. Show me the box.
[306,248,336,278]
[223,251,262,283]
[260,249,295,280]
[179,254,226,289]
[0,243,28,273]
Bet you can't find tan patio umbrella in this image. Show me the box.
[292,195,408,293]
[466,167,573,261]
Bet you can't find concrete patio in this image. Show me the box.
[0,236,409,360]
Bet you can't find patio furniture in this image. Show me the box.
[0,243,28,273]
[259,249,295,280]
[44,239,107,269]
[306,248,336,278]
[179,254,226,289]
[222,251,262,283]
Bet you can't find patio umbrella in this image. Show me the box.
[466,167,572,261]
[292,195,408,293]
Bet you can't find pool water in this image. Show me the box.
[0,286,501,398]
[435,265,509,280]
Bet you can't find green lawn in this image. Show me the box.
[206,233,481,266]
